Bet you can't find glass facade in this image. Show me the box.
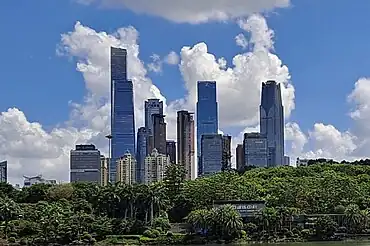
[136,127,148,183]
[244,133,268,168]
[111,47,136,183]
[177,110,195,180]
[0,161,7,183]
[201,134,223,176]
[70,145,101,183]
[166,140,176,164]
[145,99,164,135]
[196,81,218,176]
[260,81,285,167]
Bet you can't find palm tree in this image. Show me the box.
[345,204,362,233]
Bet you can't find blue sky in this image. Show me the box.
[1,0,370,182]
[2,0,370,131]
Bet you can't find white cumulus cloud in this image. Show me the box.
[75,0,291,24]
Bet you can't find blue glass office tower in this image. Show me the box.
[260,81,284,167]
[201,134,223,176]
[136,127,148,183]
[196,81,218,176]
[110,47,136,183]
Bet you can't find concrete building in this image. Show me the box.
[166,140,176,164]
[70,144,101,183]
[111,47,136,183]
[100,156,109,186]
[145,99,164,135]
[116,152,136,184]
[284,156,291,166]
[260,81,285,167]
[201,134,223,176]
[136,127,149,183]
[244,133,268,168]
[296,158,309,167]
[196,81,218,176]
[0,161,7,183]
[144,148,170,184]
[23,175,56,188]
[177,110,195,180]
[222,135,232,171]
[152,114,167,155]
[236,144,245,171]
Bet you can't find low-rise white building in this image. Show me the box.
[23,175,57,188]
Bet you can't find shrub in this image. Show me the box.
[166,231,173,237]
[143,229,153,238]
[240,229,247,238]
[8,237,16,243]
[19,238,27,245]
[151,229,161,238]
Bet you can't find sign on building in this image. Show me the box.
[213,200,266,218]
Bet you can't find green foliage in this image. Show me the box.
[2,163,370,244]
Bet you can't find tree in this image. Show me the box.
[0,197,20,238]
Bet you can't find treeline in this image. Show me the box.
[1,164,370,244]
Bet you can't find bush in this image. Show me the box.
[143,229,153,238]
[152,216,171,232]
[245,223,258,235]
[151,229,161,238]
[166,231,173,237]
[8,237,16,243]
[19,238,27,245]
[240,229,247,238]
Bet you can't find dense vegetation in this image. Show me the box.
[2,163,370,245]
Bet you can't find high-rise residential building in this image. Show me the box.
[136,127,148,183]
[260,80,285,167]
[23,175,57,187]
[166,140,176,164]
[222,135,232,171]
[152,114,167,155]
[201,134,223,176]
[196,81,218,176]
[177,110,195,180]
[145,99,164,135]
[244,133,268,168]
[100,156,109,186]
[284,156,290,166]
[111,47,136,183]
[144,148,170,184]
[236,144,245,171]
[116,152,136,184]
[0,161,7,183]
[70,144,101,183]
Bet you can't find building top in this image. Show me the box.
[75,144,97,151]
[244,132,265,139]
[166,140,176,143]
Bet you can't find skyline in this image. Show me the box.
[2,0,370,184]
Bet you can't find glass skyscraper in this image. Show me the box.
[201,134,223,176]
[196,81,218,176]
[260,80,285,167]
[145,99,164,135]
[111,47,136,183]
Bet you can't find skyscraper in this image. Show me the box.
[196,81,218,176]
[236,144,245,171]
[145,99,164,135]
[260,81,285,167]
[152,114,167,155]
[70,144,101,183]
[244,133,268,167]
[201,134,223,176]
[100,156,109,186]
[144,148,170,184]
[222,135,232,171]
[166,140,176,164]
[0,161,7,183]
[177,110,195,180]
[111,47,136,183]
[136,127,148,183]
[116,152,136,185]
